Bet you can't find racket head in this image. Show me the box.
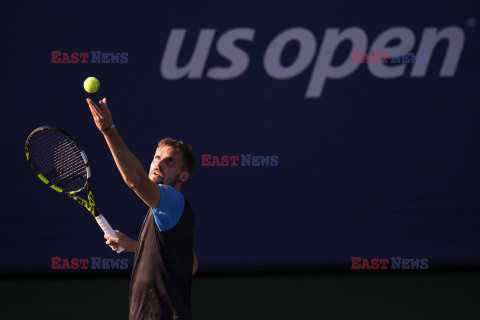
[25,126,90,194]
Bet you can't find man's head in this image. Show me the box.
[148,138,196,191]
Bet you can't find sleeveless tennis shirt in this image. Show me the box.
[129,187,195,320]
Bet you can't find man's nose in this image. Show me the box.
[157,158,167,168]
[152,159,161,169]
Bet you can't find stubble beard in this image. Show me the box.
[151,172,181,187]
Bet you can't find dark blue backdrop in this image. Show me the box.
[2,0,479,273]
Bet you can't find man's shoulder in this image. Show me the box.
[158,184,183,195]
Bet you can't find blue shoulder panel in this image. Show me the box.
[152,184,185,231]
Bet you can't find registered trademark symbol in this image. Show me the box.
[466,18,476,28]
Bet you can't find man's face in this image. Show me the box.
[149,146,188,188]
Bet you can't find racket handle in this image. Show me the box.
[95,214,125,253]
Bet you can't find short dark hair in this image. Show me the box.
[157,138,196,173]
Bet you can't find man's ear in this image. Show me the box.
[179,171,190,183]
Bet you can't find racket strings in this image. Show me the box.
[28,129,87,192]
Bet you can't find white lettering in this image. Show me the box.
[263,27,317,79]
[368,27,415,78]
[159,26,466,99]
[160,29,216,79]
[411,27,464,77]
[306,28,367,98]
[207,28,255,80]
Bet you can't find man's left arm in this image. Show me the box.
[193,250,198,275]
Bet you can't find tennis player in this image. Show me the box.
[86,98,198,320]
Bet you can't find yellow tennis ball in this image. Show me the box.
[83,77,100,93]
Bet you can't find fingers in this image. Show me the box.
[86,97,114,131]
[98,98,108,111]
[87,98,109,117]
[104,234,119,244]
[105,237,119,251]
[87,99,102,124]
[86,98,102,115]
[105,237,118,244]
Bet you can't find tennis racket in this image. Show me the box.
[25,126,124,253]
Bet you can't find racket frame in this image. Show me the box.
[25,126,124,253]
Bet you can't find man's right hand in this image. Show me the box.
[86,98,115,132]
[105,230,138,253]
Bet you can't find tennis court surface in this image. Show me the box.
[2,271,479,319]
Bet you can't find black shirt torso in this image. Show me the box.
[129,199,194,320]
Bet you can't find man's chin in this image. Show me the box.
[150,175,164,184]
